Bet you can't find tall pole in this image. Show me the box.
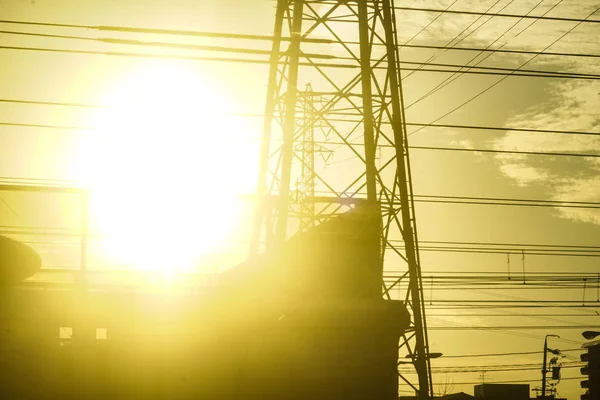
[542,337,548,400]
[542,334,559,400]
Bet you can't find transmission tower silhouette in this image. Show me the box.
[251,1,432,398]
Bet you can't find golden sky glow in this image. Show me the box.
[75,61,257,274]
[1,0,600,398]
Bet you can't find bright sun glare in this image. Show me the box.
[80,61,255,276]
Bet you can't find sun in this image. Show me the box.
[78,61,256,277]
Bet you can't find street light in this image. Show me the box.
[582,331,600,340]
[542,334,560,400]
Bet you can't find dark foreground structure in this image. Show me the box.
[0,205,410,400]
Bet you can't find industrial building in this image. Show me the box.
[0,205,410,400]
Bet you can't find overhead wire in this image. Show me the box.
[398,0,461,49]
[423,361,583,369]
[2,19,599,59]
[419,240,600,250]
[408,4,600,136]
[2,98,600,137]
[1,44,598,80]
[391,5,600,24]
[1,124,600,160]
[430,376,583,386]
[0,7,598,36]
[440,349,583,358]
[1,23,600,79]
[404,0,555,112]
[401,0,518,81]
[399,43,600,60]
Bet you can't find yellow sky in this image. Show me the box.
[1,0,600,398]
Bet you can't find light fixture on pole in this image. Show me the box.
[542,334,560,400]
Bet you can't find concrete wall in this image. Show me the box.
[0,288,409,400]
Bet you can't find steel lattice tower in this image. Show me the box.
[296,83,317,232]
[251,0,433,398]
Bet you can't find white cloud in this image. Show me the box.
[494,77,600,224]
[499,162,549,186]
[448,138,475,149]
[553,176,600,224]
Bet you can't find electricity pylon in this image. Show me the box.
[295,83,333,232]
[251,1,432,398]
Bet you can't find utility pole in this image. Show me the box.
[251,0,432,398]
[542,334,560,400]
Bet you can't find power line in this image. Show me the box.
[2,176,598,211]
[394,272,600,279]
[312,2,600,24]
[0,44,276,65]
[428,361,583,369]
[392,6,600,24]
[424,300,599,304]
[427,314,594,317]
[0,19,315,42]
[399,43,600,60]
[414,194,600,207]
[1,11,597,48]
[410,146,600,159]
[5,28,598,79]
[433,376,583,386]
[2,98,600,137]
[4,23,600,61]
[406,122,600,137]
[408,5,600,135]
[426,304,600,309]
[5,30,600,79]
[314,142,600,159]
[2,128,600,161]
[1,9,599,44]
[417,271,600,275]
[385,283,595,291]
[0,98,107,109]
[410,194,600,210]
[400,363,584,373]
[0,121,88,130]
[399,0,462,49]
[404,0,550,110]
[411,198,600,209]
[443,350,583,359]
[400,0,515,82]
[0,29,334,59]
[442,349,583,359]
[2,44,600,81]
[417,248,600,257]
[293,190,600,211]
[420,240,600,250]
